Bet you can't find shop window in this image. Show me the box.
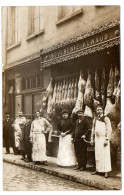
[7,7,20,48]
[22,75,43,90]
[28,6,44,38]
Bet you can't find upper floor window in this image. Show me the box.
[28,6,44,36]
[56,6,83,25]
[7,6,20,47]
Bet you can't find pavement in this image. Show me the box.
[3,148,121,190]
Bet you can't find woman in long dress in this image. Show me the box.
[91,105,112,178]
[30,110,51,165]
[57,109,77,167]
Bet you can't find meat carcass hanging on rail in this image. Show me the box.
[73,72,86,112]
[101,68,106,108]
[107,67,114,97]
[113,66,120,97]
[46,78,53,113]
[95,70,100,101]
[84,72,94,107]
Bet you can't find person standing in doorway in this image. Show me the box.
[3,112,15,154]
[30,110,52,165]
[72,110,92,171]
[90,105,112,178]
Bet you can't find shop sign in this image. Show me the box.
[41,21,120,67]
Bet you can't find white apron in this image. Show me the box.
[31,120,47,162]
[57,134,77,166]
[95,120,111,172]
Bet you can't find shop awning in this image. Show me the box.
[8,86,14,94]
[40,20,120,69]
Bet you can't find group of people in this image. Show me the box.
[3,104,112,178]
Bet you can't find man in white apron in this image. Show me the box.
[91,105,112,178]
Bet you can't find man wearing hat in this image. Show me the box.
[72,109,92,171]
[23,116,32,162]
[3,112,15,154]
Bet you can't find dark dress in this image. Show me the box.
[3,117,15,153]
[72,116,91,169]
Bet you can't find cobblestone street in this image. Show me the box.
[3,162,97,191]
[3,148,121,190]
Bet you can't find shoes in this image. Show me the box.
[73,166,81,170]
[5,152,9,154]
[92,171,97,175]
[34,161,40,165]
[43,161,48,166]
[25,159,31,163]
[21,157,25,160]
[105,172,108,178]
[79,167,86,171]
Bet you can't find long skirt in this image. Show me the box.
[57,134,77,166]
[95,120,111,172]
[32,133,47,162]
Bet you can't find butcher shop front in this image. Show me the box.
[40,20,120,171]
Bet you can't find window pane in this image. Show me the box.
[34,17,39,32]
[65,6,74,15]
[34,6,39,18]
[40,15,44,30]
[33,93,42,113]
[40,6,44,15]
[24,95,32,115]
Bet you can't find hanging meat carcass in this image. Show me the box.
[84,105,93,118]
[70,78,75,105]
[52,83,57,104]
[46,78,53,113]
[95,70,100,101]
[59,81,63,103]
[67,79,72,101]
[63,80,68,102]
[84,72,94,107]
[101,68,106,108]
[104,97,120,124]
[73,72,86,112]
[56,81,60,103]
[74,76,78,101]
[113,66,120,97]
[115,80,120,110]
[62,79,66,102]
[107,67,114,97]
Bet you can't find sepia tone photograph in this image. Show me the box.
[1,4,121,191]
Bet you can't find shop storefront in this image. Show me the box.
[40,20,121,170]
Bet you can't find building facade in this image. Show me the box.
[2,6,121,166]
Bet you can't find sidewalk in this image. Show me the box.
[3,148,121,190]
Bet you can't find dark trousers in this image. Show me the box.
[4,135,15,153]
[25,141,32,160]
[74,140,87,168]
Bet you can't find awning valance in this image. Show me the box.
[40,20,120,68]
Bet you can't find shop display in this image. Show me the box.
[101,68,106,108]
[73,72,86,112]
[113,66,120,97]
[46,78,53,114]
[107,67,114,97]
[95,70,100,101]
[84,72,94,107]
[46,65,120,122]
